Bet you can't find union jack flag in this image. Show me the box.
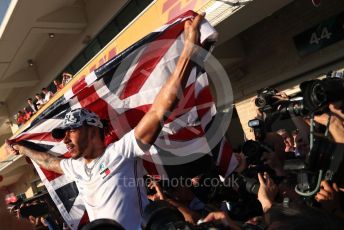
[11,11,237,229]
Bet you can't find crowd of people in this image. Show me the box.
[15,73,73,127]
[3,13,344,230]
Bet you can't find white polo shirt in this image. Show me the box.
[60,130,149,230]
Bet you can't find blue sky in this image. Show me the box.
[0,0,11,26]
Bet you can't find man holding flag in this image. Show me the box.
[6,13,205,230]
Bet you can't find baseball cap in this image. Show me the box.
[52,108,103,139]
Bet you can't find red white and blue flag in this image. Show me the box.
[11,11,237,229]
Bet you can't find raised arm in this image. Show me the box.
[5,142,64,174]
[134,13,204,146]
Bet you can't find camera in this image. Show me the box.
[298,78,343,114]
[261,77,344,120]
[255,88,278,109]
[188,172,262,221]
[242,119,273,167]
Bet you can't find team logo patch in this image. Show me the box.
[100,164,111,179]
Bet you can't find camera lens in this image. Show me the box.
[255,97,266,108]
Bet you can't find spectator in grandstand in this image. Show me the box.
[16,111,26,127]
[42,88,54,103]
[35,93,45,109]
[62,72,73,86]
[53,80,64,92]
[6,13,205,230]
[27,98,38,113]
[23,107,33,121]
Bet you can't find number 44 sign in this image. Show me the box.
[310,27,332,45]
[294,11,344,56]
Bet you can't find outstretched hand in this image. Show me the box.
[147,180,166,201]
[5,140,21,155]
[183,13,205,56]
[257,172,278,213]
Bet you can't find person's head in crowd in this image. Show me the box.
[276,129,294,153]
[62,72,72,78]
[35,93,45,109]
[23,107,32,120]
[41,88,48,94]
[16,110,25,123]
[53,80,63,91]
[41,87,54,102]
[27,98,34,105]
[264,132,286,159]
[62,72,73,86]
[35,93,42,100]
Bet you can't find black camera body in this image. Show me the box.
[261,77,344,120]
[242,119,273,166]
[255,88,278,109]
[299,78,344,114]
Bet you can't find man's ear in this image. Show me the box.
[89,126,101,140]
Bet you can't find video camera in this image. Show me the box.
[254,76,344,198]
[257,77,344,120]
[241,118,278,176]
